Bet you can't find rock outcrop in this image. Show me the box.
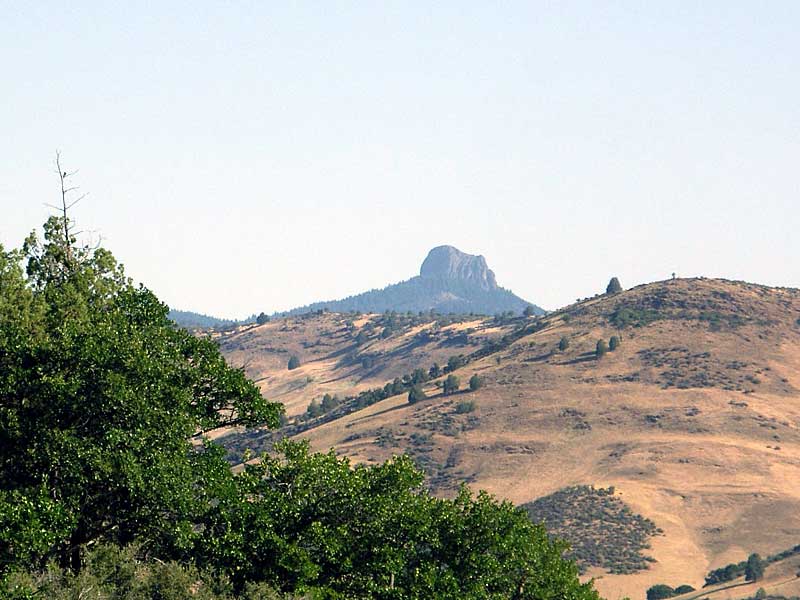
[419,246,498,291]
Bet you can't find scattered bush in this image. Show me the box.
[674,585,696,594]
[596,339,608,359]
[647,584,675,600]
[558,336,570,352]
[256,312,270,325]
[443,374,460,395]
[455,400,476,414]
[287,355,301,370]
[609,335,620,351]
[407,385,427,405]
[469,374,483,391]
[523,486,660,575]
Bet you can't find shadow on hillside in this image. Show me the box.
[524,352,553,363]
[557,352,597,366]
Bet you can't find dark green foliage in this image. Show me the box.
[674,585,696,594]
[287,355,301,370]
[1,543,291,599]
[523,486,661,575]
[468,374,483,391]
[443,374,460,395]
[256,312,270,325]
[610,306,663,328]
[407,385,427,405]
[429,362,442,378]
[559,336,570,352]
[647,584,675,600]
[0,218,282,573]
[609,335,620,351]
[523,305,536,317]
[705,561,746,586]
[746,553,765,582]
[704,544,800,586]
[606,277,623,294]
[455,400,476,414]
[446,354,466,372]
[596,339,608,358]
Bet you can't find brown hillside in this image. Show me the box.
[215,278,800,600]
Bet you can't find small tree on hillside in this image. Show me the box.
[443,374,460,395]
[595,339,608,359]
[745,553,765,582]
[256,312,270,325]
[407,385,426,405]
[606,277,623,294]
[429,363,442,378]
[469,374,483,392]
[558,336,570,352]
[646,585,675,600]
[609,335,620,351]
[288,355,301,370]
[523,305,536,317]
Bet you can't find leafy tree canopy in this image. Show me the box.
[0,217,282,572]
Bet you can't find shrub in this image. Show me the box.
[407,385,427,405]
[755,589,767,600]
[256,312,270,325]
[469,374,483,391]
[446,355,466,372]
[455,400,476,414]
[609,336,620,351]
[647,584,675,600]
[524,305,536,317]
[674,585,695,595]
[596,339,608,359]
[558,336,570,352]
[287,355,301,370]
[443,374,460,395]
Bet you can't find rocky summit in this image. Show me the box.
[282,245,542,316]
[419,245,498,290]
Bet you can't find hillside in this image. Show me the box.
[214,278,800,600]
[281,245,543,316]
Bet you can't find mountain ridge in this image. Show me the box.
[282,245,543,316]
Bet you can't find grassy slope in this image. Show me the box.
[215,278,800,600]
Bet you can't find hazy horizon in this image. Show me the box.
[3,3,799,318]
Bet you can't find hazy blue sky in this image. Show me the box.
[3,2,799,317]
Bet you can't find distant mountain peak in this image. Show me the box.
[280,245,543,317]
[419,246,498,291]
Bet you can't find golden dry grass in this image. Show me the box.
[216,279,800,600]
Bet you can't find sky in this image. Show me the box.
[2,2,799,318]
